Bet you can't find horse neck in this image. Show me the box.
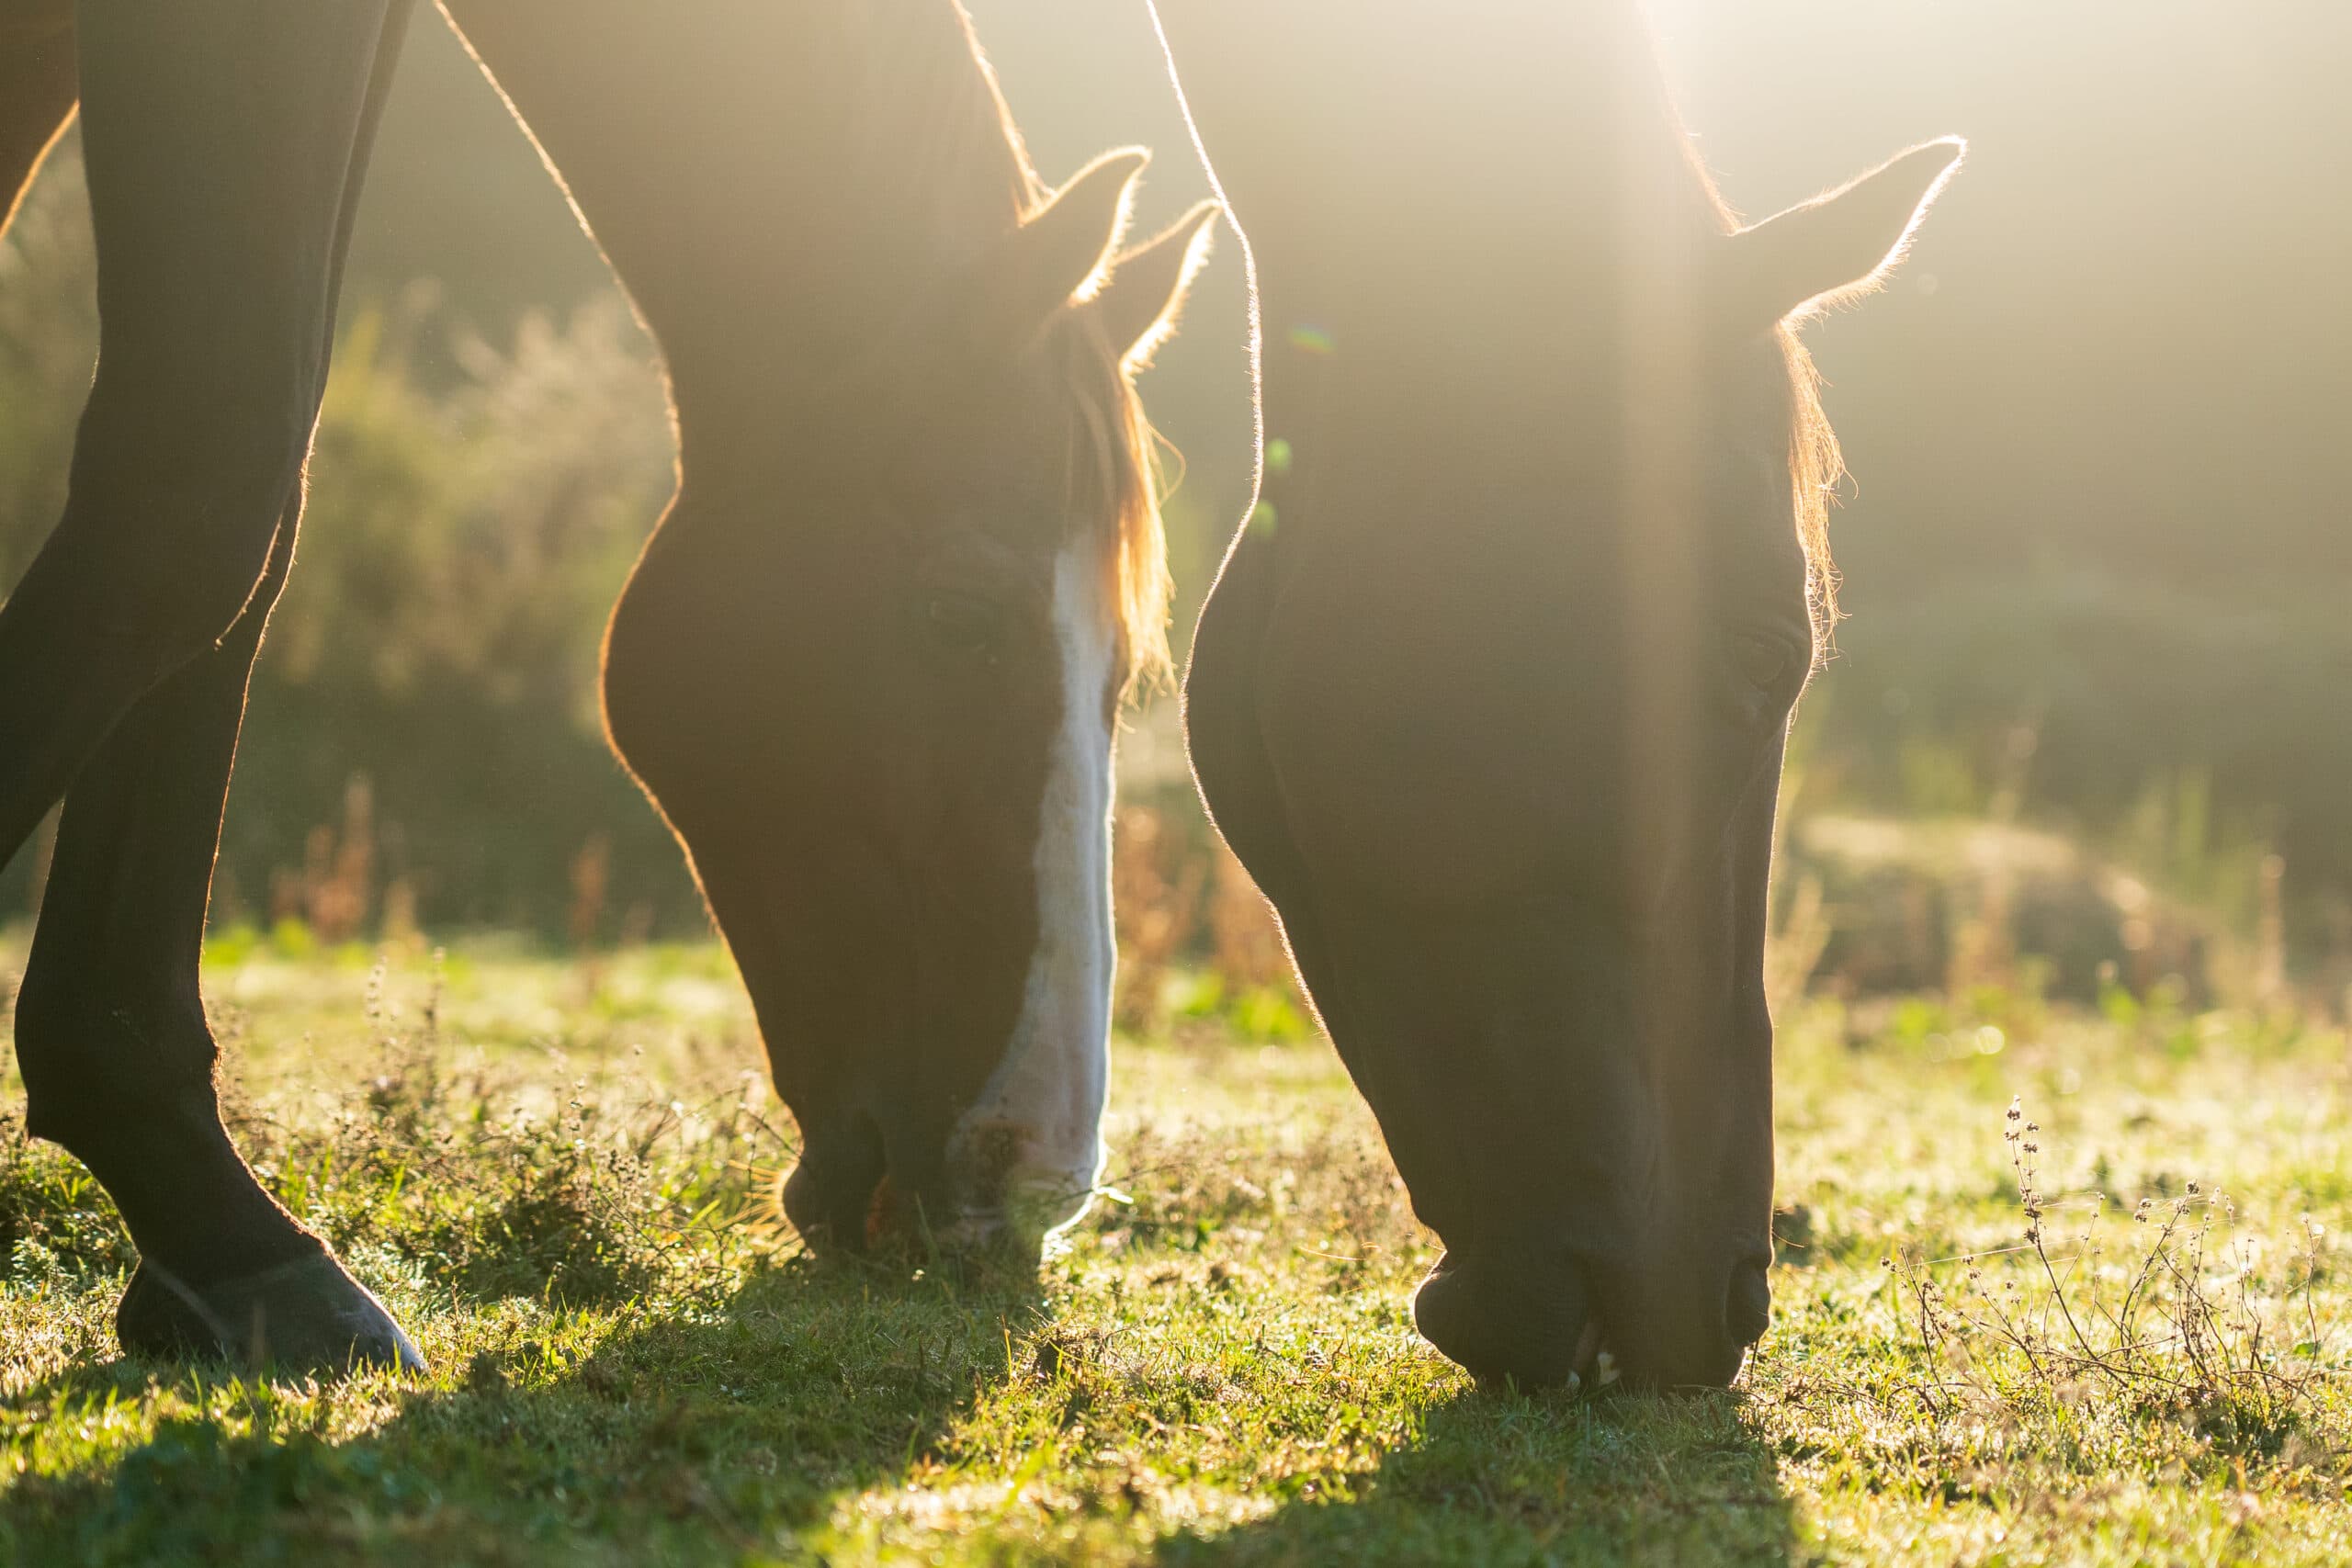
[1219,0,1721,360]
[1237,2,1736,528]
[665,6,1044,480]
[1441,6,1721,266]
[449,0,1037,475]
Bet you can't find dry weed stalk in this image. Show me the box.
[1112,804,1206,1032]
[1209,840,1289,997]
[271,773,379,943]
[1889,1096,2340,1452]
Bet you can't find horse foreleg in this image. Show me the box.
[2,0,422,1371]
[14,522,420,1371]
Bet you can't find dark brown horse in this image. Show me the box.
[0,1,1213,1370]
[1159,1,1960,1389]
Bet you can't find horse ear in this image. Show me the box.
[961,147,1149,364]
[1724,138,1964,330]
[1092,200,1221,371]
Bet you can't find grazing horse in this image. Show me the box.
[0,0,1215,1370]
[1159,2,1960,1389]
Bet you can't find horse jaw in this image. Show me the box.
[943,541,1118,1248]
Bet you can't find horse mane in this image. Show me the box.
[1668,109,1849,651]
[885,4,1175,694]
[948,5,1176,694]
[1053,314,1176,695]
[1781,330,1845,647]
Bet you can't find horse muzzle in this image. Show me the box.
[1411,1243,1770,1392]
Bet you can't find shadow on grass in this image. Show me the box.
[0,1258,1045,1565]
[1154,1384,1798,1568]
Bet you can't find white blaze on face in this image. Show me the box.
[946,542,1118,1246]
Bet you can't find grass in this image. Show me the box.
[0,936,2348,1564]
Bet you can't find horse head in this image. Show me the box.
[1171,0,1960,1388]
[605,150,1216,1258]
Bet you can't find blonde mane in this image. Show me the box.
[1781,329,1847,648]
[954,4,1176,697]
[1054,314,1176,696]
[1677,126,1849,653]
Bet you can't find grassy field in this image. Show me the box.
[0,934,2347,1564]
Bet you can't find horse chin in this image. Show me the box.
[780,1134,1099,1266]
[1000,1163,1103,1249]
[937,1123,1104,1258]
[933,1177,1098,1259]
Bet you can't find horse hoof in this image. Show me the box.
[117,1252,426,1375]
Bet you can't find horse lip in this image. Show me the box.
[1571,1318,1606,1382]
[861,1172,900,1249]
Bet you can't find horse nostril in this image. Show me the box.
[781,1160,870,1255]
[1727,1258,1772,1347]
[1411,1252,1598,1389]
[780,1115,889,1255]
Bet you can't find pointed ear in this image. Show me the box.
[960,147,1149,364]
[1724,137,1965,330]
[1092,200,1221,371]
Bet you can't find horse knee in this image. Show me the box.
[12,961,218,1153]
[55,385,313,657]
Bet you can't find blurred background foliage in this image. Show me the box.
[1,4,2346,1008]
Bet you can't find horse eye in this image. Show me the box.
[1735,634,1793,690]
[925,593,1003,659]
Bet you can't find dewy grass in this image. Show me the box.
[0,938,2348,1564]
